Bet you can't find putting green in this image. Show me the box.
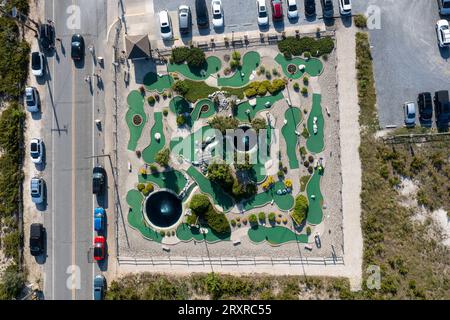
[138,170,187,195]
[186,166,234,212]
[170,125,218,163]
[169,96,192,114]
[242,181,294,211]
[191,99,216,121]
[126,90,147,151]
[251,124,273,184]
[126,189,163,243]
[248,225,308,244]
[281,107,302,169]
[168,56,222,80]
[235,92,284,121]
[218,51,261,87]
[143,72,173,93]
[306,94,324,153]
[275,54,323,79]
[142,112,166,164]
[306,170,324,225]
[176,223,231,242]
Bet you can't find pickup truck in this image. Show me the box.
[438,0,450,15]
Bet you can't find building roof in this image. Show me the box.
[125,35,151,60]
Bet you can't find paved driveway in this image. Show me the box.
[351,0,450,127]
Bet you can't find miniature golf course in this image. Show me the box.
[170,125,218,163]
[242,181,294,211]
[126,90,147,151]
[191,99,216,121]
[138,170,187,195]
[275,54,323,79]
[142,112,166,163]
[248,225,308,244]
[143,72,173,93]
[126,189,163,242]
[168,56,222,80]
[235,92,284,121]
[169,96,191,114]
[281,107,302,169]
[218,51,261,87]
[305,169,324,225]
[306,94,324,153]
[186,166,234,212]
[176,223,231,242]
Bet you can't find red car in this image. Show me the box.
[271,0,283,21]
[93,236,105,261]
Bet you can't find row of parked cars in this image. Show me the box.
[403,91,450,128]
[159,0,352,40]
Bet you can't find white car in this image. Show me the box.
[436,19,450,47]
[31,51,44,77]
[25,86,40,113]
[30,138,44,164]
[30,177,45,204]
[287,0,299,19]
[256,0,269,26]
[158,10,173,40]
[211,0,224,28]
[339,0,351,15]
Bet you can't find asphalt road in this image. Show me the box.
[41,0,107,300]
[351,0,450,127]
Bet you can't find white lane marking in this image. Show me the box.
[51,0,55,301]
[91,49,96,301]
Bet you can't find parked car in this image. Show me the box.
[271,0,283,21]
[438,0,450,15]
[92,165,105,195]
[71,34,85,61]
[211,0,224,28]
[287,0,299,19]
[178,5,192,34]
[30,177,45,204]
[304,0,316,17]
[338,0,351,16]
[434,90,450,127]
[31,51,44,77]
[320,0,334,18]
[403,101,416,127]
[29,223,45,256]
[417,92,433,125]
[38,23,54,51]
[93,236,105,261]
[93,275,106,300]
[30,138,44,164]
[94,207,105,233]
[436,20,450,47]
[159,10,173,40]
[314,233,321,248]
[25,86,40,113]
[195,0,209,28]
[256,0,269,26]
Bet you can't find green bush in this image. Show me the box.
[267,79,286,94]
[186,212,198,225]
[189,194,211,215]
[292,195,308,225]
[176,114,186,127]
[208,116,239,134]
[155,148,170,167]
[258,212,266,222]
[248,214,258,225]
[163,108,169,116]
[303,76,309,86]
[301,87,308,96]
[171,47,191,64]
[306,226,312,235]
[278,36,334,57]
[147,96,155,105]
[205,207,230,234]
[304,51,311,59]
[268,212,276,222]
[231,51,241,61]
[149,164,157,172]
[293,82,300,91]
[137,183,145,191]
[2,230,20,261]
[186,47,206,67]
[172,80,189,96]
[0,264,25,300]
[302,127,310,139]
[354,14,367,28]
[244,87,257,98]
[230,219,236,227]
[251,117,267,132]
[230,59,240,70]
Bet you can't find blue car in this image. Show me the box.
[94,207,105,232]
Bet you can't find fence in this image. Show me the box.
[118,255,344,267]
[382,132,450,145]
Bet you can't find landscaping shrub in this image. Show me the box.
[354,14,367,28]
[268,79,286,94]
[209,116,239,134]
[186,47,206,67]
[176,114,186,127]
[308,155,314,163]
[171,47,191,64]
[244,87,257,98]
[278,36,334,57]
[293,82,300,91]
[137,183,145,192]
[302,127,310,139]
[147,96,155,105]
[306,226,312,235]
[149,164,157,172]
[163,108,168,116]
[231,51,241,61]
[186,212,198,225]
[205,207,230,234]
[299,146,307,158]
[303,76,309,86]
[248,214,258,225]
[0,264,26,300]
[172,80,189,96]
[251,117,267,132]
[268,212,276,222]
[265,71,271,79]
[258,212,266,223]
[155,148,170,167]
[230,219,236,227]
[301,87,308,96]
[285,179,292,188]
[136,150,142,158]
[304,51,311,59]
[291,195,308,225]
[189,194,211,215]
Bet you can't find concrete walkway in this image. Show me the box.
[335,23,363,290]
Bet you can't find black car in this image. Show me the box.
[195,0,209,28]
[417,92,433,125]
[93,165,105,195]
[71,34,85,61]
[30,223,45,256]
[305,0,316,16]
[39,23,54,51]
[434,90,450,128]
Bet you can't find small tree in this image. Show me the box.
[172,80,189,96]
[189,194,211,215]
[258,212,266,223]
[291,195,308,225]
[137,183,145,192]
[268,212,276,223]
[176,114,186,127]
[248,214,258,225]
[186,47,206,67]
[155,148,170,167]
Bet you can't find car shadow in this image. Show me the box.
[258,23,270,33]
[96,171,109,210]
[198,26,211,36]
[180,32,193,45]
[97,240,109,272]
[341,15,353,28]
[323,17,335,27]
[273,20,285,33]
[34,229,47,265]
[36,182,48,212]
[439,46,450,60]
[287,17,299,25]
[214,25,225,35]
[305,14,317,22]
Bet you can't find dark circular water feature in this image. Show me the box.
[144,190,182,228]
[233,125,257,152]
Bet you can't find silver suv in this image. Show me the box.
[31,177,45,204]
[178,5,191,34]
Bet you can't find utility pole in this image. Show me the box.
[0,2,39,34]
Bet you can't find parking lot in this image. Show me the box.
[351,0,450,128]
